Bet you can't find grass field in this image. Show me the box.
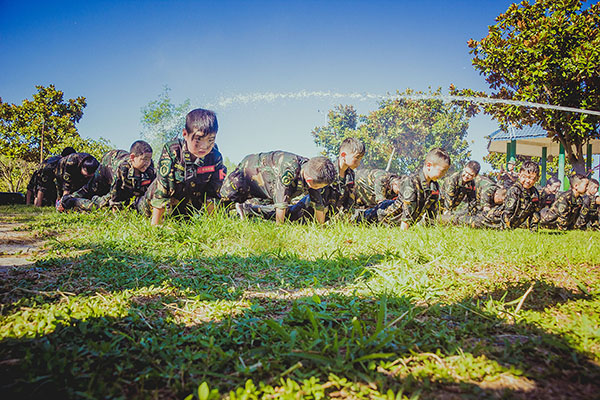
[1,205,599,399]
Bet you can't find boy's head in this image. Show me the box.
[517,161,539,189]
[507,157,516,172]
[545,176,561,194]
[339,137,365,169]
[389,175,403,195]
[587,178,599,195]
[423,148,451,181]
[302,156,337,190]
[129,140,153,172]
[61,147,76,157]
[183,108,218,158]
[569,173,589,196]
[461,160,480,183]
[494,187,507,204]
[81,156,99,178]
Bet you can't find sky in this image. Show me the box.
[1,0,526,171]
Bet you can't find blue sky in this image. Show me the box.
[1,0,519,169]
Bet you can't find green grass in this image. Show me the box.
[1,205,599,399]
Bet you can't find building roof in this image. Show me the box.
[488,125,547,141]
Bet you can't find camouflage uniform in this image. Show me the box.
[472,175,500,213]
[354,168,399,208]
[27,155,62,205]
[55,153,98,196]
[576,193,599,230]
[69,150,156,211]
[220,151,325,219]
[450,181,540,230]
[539,190,584,230]
[322,159,356,214]
[440,171,476,213]
[356,170,440,226]
[539,189,557,209]
[138,139,226,216]
[498,171,518,189]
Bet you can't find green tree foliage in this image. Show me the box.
[0,156,35,192]
[0,85,90,162]
[312,88,471,174]
[140,86,191,160]
[452,0,600,174]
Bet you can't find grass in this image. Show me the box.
[0,204,599,399]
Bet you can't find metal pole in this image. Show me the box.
[541,146,547,186]
[506,142,511,170]
[587,143,593,175]
[385,147,396,172]
[559,143,566,190]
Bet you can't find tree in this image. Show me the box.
[312,88,471,174]
[140,86,191,160]
[483,151,572,182]
[452,0,600,174]
[0,85,87,162]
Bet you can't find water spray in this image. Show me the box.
[206,90,600,117]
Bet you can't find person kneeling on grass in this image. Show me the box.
[139,108,227,225]
[539,173,588,231]
[60,140,155,212]
[354,147,451,230]
[220,151,336,224]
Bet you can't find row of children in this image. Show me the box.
[26,108,600,231]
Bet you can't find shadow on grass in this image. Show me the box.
[1,240,599,398]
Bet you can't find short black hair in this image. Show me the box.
[546,176,560,186]
[569,173,587,186]
[303,156,337,185]
[520,160,539,176]
[340,137,365,156]
[589,178,599,187]
[465,160,481,175]
[185,108,218,136]
[81,156,99,175]
[130,140,153,156]
[61,147,76,157]
[424,148,451,167]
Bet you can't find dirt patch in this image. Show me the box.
[0,220,48,278]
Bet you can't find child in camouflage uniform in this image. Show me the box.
[61,141,155,212]
[220,151,336,224]
[26,146,76,206]
[539,173,588,230]
[55,152,100,201]
[140,108,227,225]
[471,175,506,214]
[354,168,403,208]
[539,176,561,209]
[355,148,451,230]
[439,160,479,213]
[289,137,365,221]
[576,178,599,230]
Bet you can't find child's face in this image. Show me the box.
[342,151,363,170]
[518,170,538,189]
[424,161,449,182]
[131,152,153,172]
[461,167,477,183]
[573,179,589,195]
[587,182,598,196]
[81,168,94,178]
[183,129,216,158]
[548,181,561,194]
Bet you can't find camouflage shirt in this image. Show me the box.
[376,170,440,226]
[55,152,97,195]
[473,175,499,213]
[146,139,226,210]
[539,189,557,209]
[501,182,540,230]
[440,171,476,213]
[73,150,156,209]
[576,194,599,229]
[499,171,518,189]
[220,151,325,211]
[540,190,584,230]
[354,168,398,208]
[27,155,62,194]
[322,158,356,213]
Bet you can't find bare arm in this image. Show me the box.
[315,209,326,225]
[34,190,44,207]
[275,208,286,224]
